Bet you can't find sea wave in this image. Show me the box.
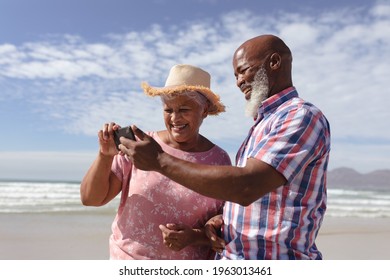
[1,181,389,217]
[0,180,119,214]
[327,188,390,218]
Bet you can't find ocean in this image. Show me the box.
[0,180,119,214]
[1,180,390,218]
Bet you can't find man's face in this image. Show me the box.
[233,48,270,118]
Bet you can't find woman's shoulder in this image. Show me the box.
[200,137,232,165]
[210,144,232,164]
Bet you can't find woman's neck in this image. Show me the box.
[157,130,213,152]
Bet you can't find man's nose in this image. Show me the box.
[236,74,245,89]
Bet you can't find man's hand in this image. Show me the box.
[118,125,164,171]
[205,214,226,253]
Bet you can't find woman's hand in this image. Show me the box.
[159,223,200,251]
[98,122,120,156]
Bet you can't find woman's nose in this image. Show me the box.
[171,111,182,121]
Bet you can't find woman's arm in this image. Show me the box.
[80,122,123,206]
[80,153,122,206]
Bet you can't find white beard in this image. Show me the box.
[245,66,269,118]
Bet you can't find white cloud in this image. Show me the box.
[0,2,389,173]
[280,23,320,49]
[371,2,390,17]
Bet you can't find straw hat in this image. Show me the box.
[141,64,225,115]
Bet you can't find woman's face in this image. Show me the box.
[162,93,207,144]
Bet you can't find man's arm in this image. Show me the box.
[119,126,286,206]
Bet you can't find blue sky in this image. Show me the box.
[0,0,389,181]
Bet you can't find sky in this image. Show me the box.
[0,0,389,181]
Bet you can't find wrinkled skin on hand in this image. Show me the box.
[159,222,226,253]
[118,125,164,172]
[98,122,121,156]
[205,214,226,253]
[159,223,198,251]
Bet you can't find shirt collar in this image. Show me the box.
[255,86,298,121]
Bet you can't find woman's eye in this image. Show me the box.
[164,108,191,114]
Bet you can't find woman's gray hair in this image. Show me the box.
[160,91,210,110]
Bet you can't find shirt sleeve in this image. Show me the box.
[111,154,133,190]
[249,106,329,183]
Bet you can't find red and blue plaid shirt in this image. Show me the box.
[219,87,331,259]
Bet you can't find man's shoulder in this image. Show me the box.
[281,96,325,116]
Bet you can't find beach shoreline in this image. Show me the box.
[1,212,389,260]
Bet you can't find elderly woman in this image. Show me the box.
[80,64,231,260]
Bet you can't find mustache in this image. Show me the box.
[240,83,249,92]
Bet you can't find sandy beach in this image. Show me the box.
[317,216,390,260]
[0,212,113,260]
[1,212,389,260]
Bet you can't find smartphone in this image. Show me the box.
[113,126,135,150]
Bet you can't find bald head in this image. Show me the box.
[234,35,292,66]
[233,34,293,97]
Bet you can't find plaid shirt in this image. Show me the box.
[218,87,331,260]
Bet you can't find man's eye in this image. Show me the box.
[242,66,251,73]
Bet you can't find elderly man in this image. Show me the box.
[120,34,331,260]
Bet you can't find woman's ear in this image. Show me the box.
[201,99,212,119]
[202,104,209,119]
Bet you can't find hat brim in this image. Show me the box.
[141,82,225,115]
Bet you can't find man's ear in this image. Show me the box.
[269,53,282,70]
